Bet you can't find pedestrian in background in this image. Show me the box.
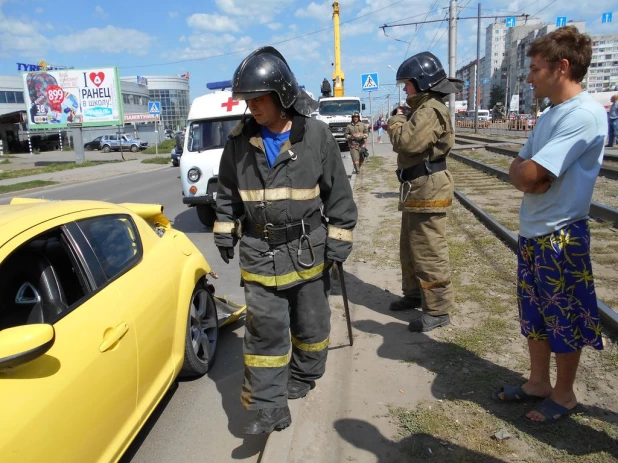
[607,94,618,148]
[214,46,357,435]
[499,26,605,424]
[387,51,463,332]
[376,116,384,143]
[345,111,368,173]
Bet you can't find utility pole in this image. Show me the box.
[387,93,391,115]
[448,0,457,127]
[474,3,481,133]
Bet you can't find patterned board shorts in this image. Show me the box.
[517,220,603,353]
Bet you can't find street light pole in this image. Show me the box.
[387,65,402,108]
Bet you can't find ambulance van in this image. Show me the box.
[179,83,247,227]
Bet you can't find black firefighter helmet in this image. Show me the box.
[232,46,299,108]
[396,51,463,94]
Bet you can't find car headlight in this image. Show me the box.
[188,168,201,182]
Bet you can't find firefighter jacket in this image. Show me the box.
[345,122,367,148]
[387,93,454,213]
[213,115,357,290]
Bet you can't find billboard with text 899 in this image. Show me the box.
[22,67,123,130]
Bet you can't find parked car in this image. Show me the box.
[83,136,103,151]
[171,147,181,167]
[100,134,148,153]
[0,197,219,462]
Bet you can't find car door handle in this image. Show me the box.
[99,322,129,352]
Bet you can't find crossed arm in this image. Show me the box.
[509,156,555,194]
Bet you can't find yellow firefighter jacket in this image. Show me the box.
[387,93,454,213]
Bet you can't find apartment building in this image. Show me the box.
[455,59,478,111]
[587,34,618,92]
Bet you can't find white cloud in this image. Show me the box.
[0,14,49,57]
[215,0,294,24]
[54,26,155,55]
[179,35,186,42]
[94,6,109,19]
[295,2,331,21]
[169,11,179,18]
[187,13,240,32]
[268,22,283,30]
[34,7,43,14]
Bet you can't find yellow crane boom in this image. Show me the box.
[332,2,345,97]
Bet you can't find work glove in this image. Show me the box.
[218,246,234,264]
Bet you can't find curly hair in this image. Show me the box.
[527,26,592,82]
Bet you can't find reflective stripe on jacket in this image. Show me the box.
[214,115,357,289]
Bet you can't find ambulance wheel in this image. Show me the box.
[196,205,216,227]
[102,145,111,153]
[180,280,218,377]
[130,144,139,152]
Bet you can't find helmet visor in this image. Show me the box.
[232,91,271,101]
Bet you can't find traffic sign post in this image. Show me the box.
[602,12,613,23]
[149,102,161,156]
[556,16,567,27]
[506,16,516,27]
[361,73,379,156]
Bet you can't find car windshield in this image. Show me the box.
[318,100,361,116]
[188,117,243,152]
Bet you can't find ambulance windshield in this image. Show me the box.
[187,116,243,152]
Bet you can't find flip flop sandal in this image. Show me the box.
[528,398,578,424]
[492,385,544,402]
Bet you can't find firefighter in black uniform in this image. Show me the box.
[213,46,358,435]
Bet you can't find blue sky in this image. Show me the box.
[0,0,616,109]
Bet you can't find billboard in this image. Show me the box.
[22,67,123,130]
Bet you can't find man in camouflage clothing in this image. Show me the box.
[345,111,368,173]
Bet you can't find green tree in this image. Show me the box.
[489,85,505,109]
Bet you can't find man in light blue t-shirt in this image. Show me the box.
[494,26,606,424]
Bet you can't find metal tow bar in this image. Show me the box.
[336,262,354,346]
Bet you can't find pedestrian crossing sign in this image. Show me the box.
[148,101,161,115]
[361,73,379,92]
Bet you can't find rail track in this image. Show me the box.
[449,149,618,332]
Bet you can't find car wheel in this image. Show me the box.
[130,145,139,153]
[180,281,219,377]
[102,145,111,153]
[85,145,93,151]
[196,205,216,227]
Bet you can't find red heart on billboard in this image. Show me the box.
[89,71,106,87]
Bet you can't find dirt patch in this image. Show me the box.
[346,149,618,462]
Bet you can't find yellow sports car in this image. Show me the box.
[0,198,224,462]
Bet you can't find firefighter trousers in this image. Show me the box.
[240,274,331,410]
[399,211,454,316]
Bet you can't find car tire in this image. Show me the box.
[85,145,93,151]
[196,205,216,227]
[130,145,139,153]
[102,145,111,153]
[180,280,219,377]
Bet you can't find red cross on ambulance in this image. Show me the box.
[221,97,239,112]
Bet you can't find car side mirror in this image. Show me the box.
[361,104,366,111]
[0,324,55,370]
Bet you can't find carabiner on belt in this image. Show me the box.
[297,218,315,269]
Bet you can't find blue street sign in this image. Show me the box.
[148,101,161,115]
[556,16,567,27]
[602,12,613,23]
[506,17,516,28]
[464,80,470,87]
[482,78,489,84]
[361,73,379,92]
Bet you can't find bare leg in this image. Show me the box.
[527,350,580,422]
[499,339,552,400]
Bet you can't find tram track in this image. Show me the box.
[450,149,618,332]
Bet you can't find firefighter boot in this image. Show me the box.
[287,378,316,399]
[244,406,292,435]
[389,295,422,311]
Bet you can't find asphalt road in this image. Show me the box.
[1,167,267,462]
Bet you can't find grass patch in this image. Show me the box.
[0,180,58,194]
[141,139,176,154]
[0,158,9,165]
[141,156,170,165]
[0,161,118,180]
[451,317,508,356]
